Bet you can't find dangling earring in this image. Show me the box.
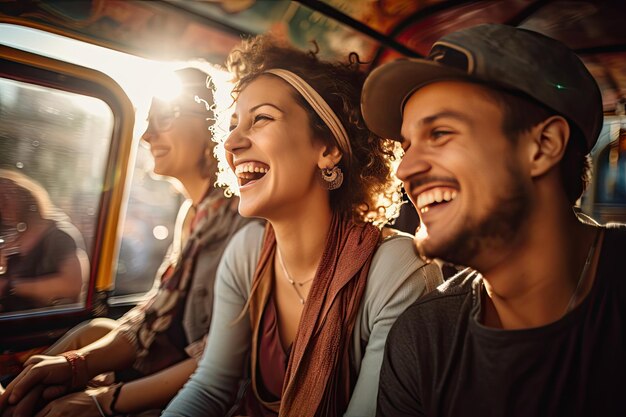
[320,166,343,190]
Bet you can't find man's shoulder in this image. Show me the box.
[597,223,626,267]
[390,269,477,336]
[605,222,626,238]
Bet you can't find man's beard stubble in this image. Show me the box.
[415,165,532,268]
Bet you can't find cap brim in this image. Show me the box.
[362,59,469,141]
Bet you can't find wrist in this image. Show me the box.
[102,383,123,416]
[60,350,89,389]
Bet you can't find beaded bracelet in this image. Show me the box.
[60,350,89,389]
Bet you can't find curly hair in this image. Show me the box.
[219,34,402,226]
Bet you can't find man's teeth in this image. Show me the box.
[234,163,269,175]
[417,189,457,213]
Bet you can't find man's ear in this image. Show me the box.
[528,115,570,178]
[317,143,343,169]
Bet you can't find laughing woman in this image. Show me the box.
[163,35,442,417]
[0,68,251,417]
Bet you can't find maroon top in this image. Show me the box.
[245,294,290,417]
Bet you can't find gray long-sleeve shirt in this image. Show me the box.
[163,221,442,417]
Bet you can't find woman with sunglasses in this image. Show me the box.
[162,36,442,417]
[0,68,251,417]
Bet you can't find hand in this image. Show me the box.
[0,383,44,417]
[32,388,111,417]
[0,356,71,415]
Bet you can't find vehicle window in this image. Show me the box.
[112,150,182,298]
[0,77,110,315]
[589,116,626,223]
[1,24,183,314]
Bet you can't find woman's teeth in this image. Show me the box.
[235,163,268,174]
[235,162,269,186]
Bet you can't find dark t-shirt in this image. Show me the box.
[377,226,626,417]
[2,223,79,311]
[7,227,77,278]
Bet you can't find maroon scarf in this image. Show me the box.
[248,214,381,417]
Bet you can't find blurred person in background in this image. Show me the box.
[0,169,88,313]
[0,67,251,417]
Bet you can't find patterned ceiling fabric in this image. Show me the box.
[1,0,623,112]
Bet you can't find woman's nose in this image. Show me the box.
[224,127,250,155]
[141,123,156,144]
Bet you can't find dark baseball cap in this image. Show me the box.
[361,24,603,151]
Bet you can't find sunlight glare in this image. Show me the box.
[152,72,184,103]
[1,24,236,195]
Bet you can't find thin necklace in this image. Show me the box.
[564,229,600,315]
[276,248,314,305]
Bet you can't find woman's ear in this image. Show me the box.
[528,115,570,178]
[317,143,343,169]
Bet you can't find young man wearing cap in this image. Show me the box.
[361,24,625,416]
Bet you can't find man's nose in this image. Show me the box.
[396,147,432,182]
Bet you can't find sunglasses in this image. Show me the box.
[146,105,209,133]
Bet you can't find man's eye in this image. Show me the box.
[228,123,237,132]
[431,129,453,140]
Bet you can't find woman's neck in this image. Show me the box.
[271,207,333,280]
[180,175,212,206]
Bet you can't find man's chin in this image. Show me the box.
[415,232,477,268]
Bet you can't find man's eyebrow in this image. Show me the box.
[419,110,472,125]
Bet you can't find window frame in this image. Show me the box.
[0,44,135,330]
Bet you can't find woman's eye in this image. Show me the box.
[253,114,273,124]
